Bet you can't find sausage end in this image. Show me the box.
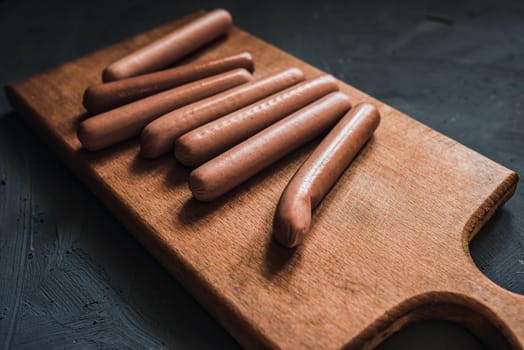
[139,123,164,159]
[212,8,233,27]
[286,67,306,81]
[235,68,253,82]
[239,51,255,73]
[273,196,312,248]
[189,167,216,202]
[102,65,124,83]
[82,86,100,114]
[364,103,381,127]
[77,120,99,151]
[174,135,201,168]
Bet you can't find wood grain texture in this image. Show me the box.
[5,11,522,349]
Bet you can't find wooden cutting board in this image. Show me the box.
[6,11,523,349]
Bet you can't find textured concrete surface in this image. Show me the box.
[0,0,522,348]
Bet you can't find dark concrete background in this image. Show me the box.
[0,0,522,348]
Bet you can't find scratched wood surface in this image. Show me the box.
[5,11,523,349]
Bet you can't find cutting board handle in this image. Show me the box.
[351,287,523,349]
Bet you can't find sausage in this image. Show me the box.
[103,9,233,81]
[189,92,352,202]
[273,103,381,248]
[84,52,254,114]
[140,68,305,159]
[77,68,251,151]
[175,75,339,167]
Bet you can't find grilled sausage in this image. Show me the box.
[140,68,305,159]
[84,52,254,114]
[175,75,339,167]
[189,92,352,201]
[103,9,233,81]
[78,68,251,151]
[273,103,381,248]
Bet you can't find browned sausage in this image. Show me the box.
[189,92,352,201]
[103,9,233,81]
[175,75,339,167]
[140,68,305,159]
[273,103,380,248]
[78,69,251,151]
[84,52,254,114]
